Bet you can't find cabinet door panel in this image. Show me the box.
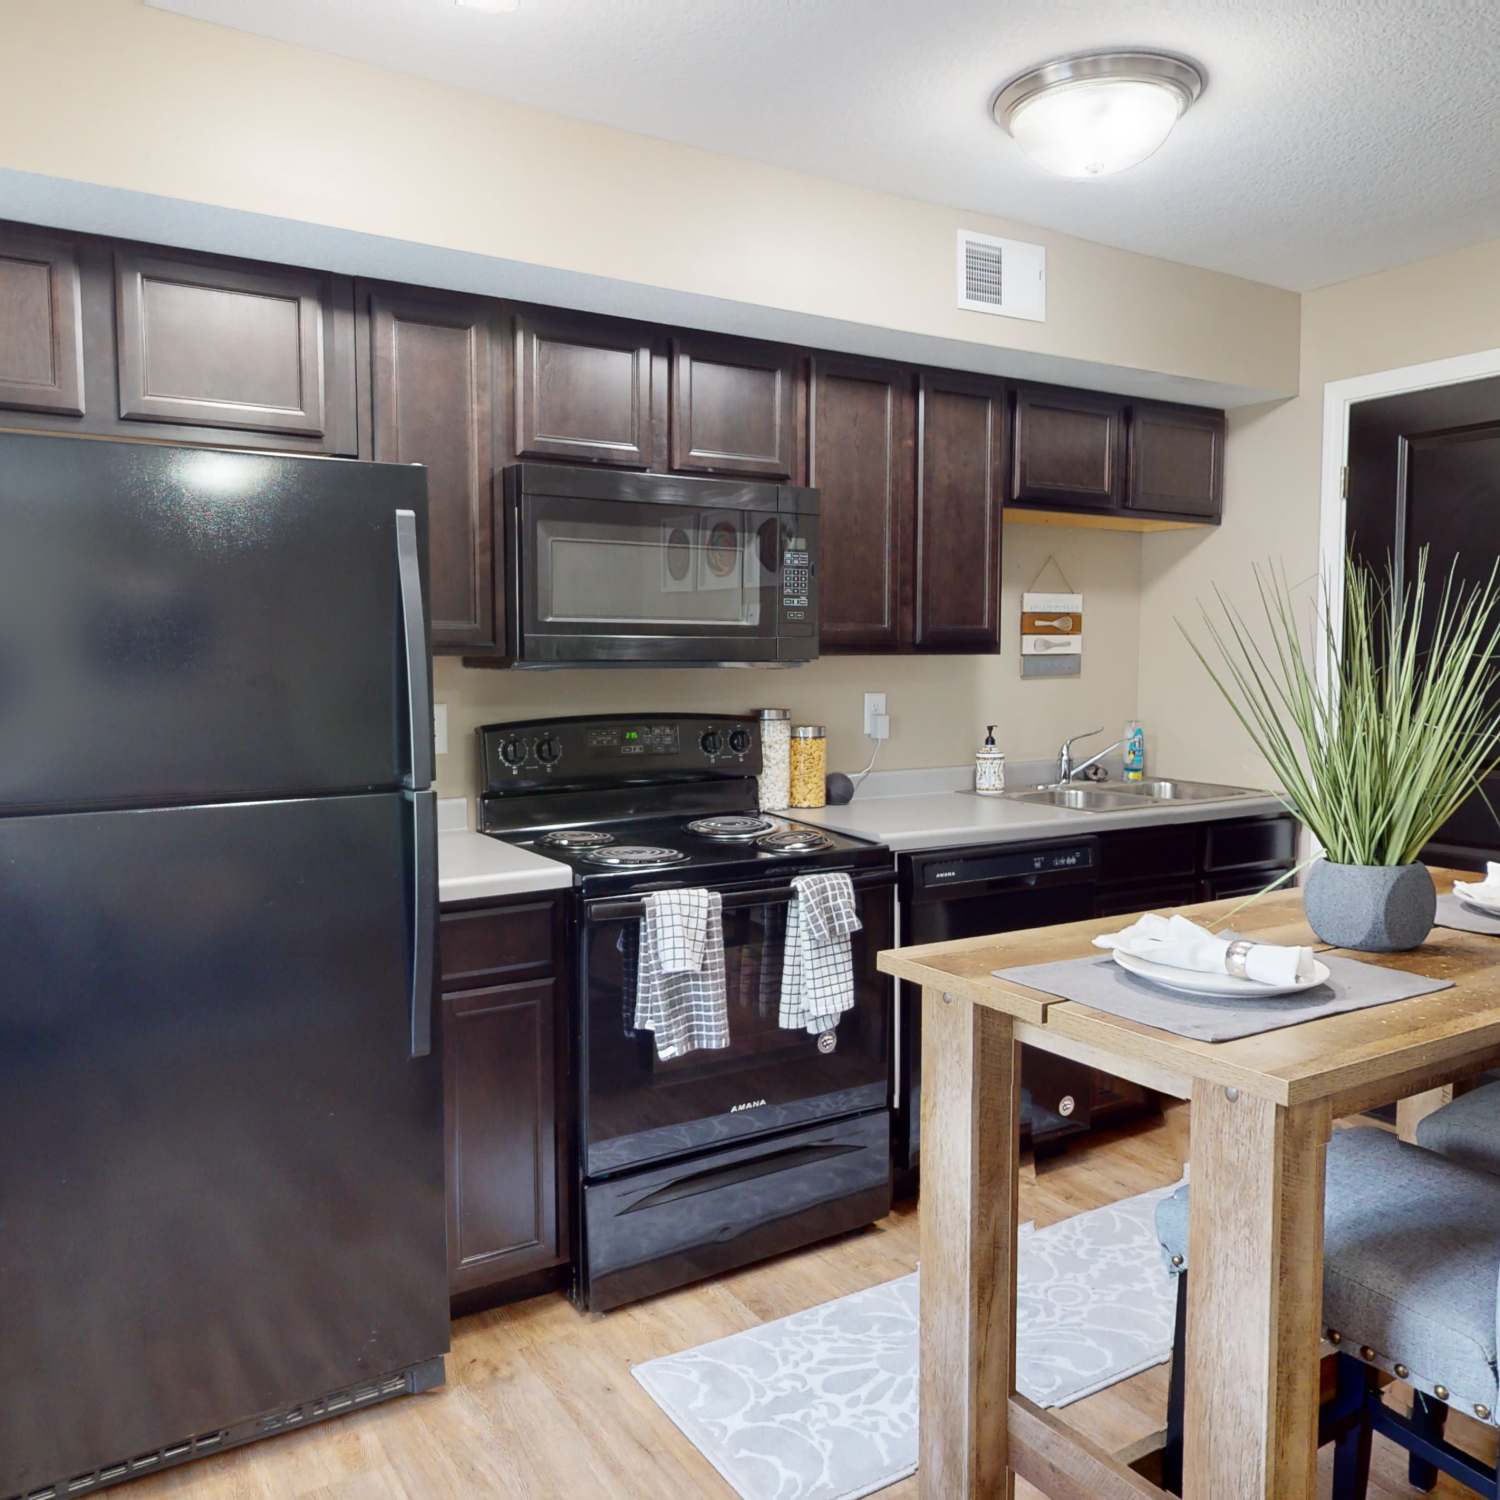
[808,356,913,650]
[370,287,498,651]
[0,227,84,416]
[444,977,560,1291]
[1127,401,1224,518]
[1012,386,1125,509]
[672,335,795,478]
[113,246,355,451]
[514,310,653,467]
[914,371,1004,651]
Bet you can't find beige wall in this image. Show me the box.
[435,519,1143,802]
[1137,235,1500,787]
[1,0,1296,401]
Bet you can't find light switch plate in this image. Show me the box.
[433,702,448,756]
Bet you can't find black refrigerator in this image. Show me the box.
[0,434,449,1498]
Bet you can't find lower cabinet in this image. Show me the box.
[440,893,569,1301]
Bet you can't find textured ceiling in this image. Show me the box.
[147,0,1500,291]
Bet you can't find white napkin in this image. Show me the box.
[1453,862,1500,911]
[1093,912,1316,988]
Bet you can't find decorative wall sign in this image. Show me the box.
[1022,558,1083,679]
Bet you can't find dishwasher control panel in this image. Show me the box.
[911,840,1096,894]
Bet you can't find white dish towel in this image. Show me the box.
[1093,912,1315,988]
[1454,862,1500,910]
[634,888,729,1061]
[780,872,862,1034]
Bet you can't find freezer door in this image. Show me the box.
[0,433,431,812]
[0,794,447,1495]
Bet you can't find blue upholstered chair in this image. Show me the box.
[1416,1080,1500,1173]
[1155,1127,1500,1498]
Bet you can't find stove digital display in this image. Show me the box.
[587,724,680,757]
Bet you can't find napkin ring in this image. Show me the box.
[1225,940,1253,980]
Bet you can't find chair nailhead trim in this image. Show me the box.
[1476,1404,1491,1421]
[1171,1255,1184,1268]
[1360,1346,1376,1362]
[1328,1330,1342,1345]
[1394,1364,1409,1379]
[1435,1385,1450,1401]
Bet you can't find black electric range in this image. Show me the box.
[475,714,896,1312]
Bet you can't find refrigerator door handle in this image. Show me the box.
[407,787,438,1058]
[396,509,433,792]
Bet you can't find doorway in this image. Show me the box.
[1342,374,1500,867]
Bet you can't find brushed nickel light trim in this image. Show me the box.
[992,51,1206,179]
[994,51,1205,124]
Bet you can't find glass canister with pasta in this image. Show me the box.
[789,725,828,808]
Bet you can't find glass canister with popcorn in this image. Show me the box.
[755,707,792,810]
[788,725,828,808]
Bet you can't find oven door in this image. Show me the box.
[580,869,896,1176]
[516,485,788,664]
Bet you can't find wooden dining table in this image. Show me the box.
[877,868,1500,1500]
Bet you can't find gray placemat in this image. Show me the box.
[992,949,1454,1043]
[1435,892,1500,936]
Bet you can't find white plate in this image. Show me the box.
[1111,948,1332,999]
[1456,890,1500,917]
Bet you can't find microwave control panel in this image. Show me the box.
[781,536,811,626]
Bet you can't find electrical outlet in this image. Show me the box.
[864,692,888,739]
[433,702,448,756]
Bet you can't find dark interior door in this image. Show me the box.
[0,794,447,1495]
[1347,378,1500,866]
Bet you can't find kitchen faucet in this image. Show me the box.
[1056,728,1125,785]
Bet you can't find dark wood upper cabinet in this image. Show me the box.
[0,226,84,417]
[1126,401,1225,519]
[514,309,653,468]
[671,334,796,479]
[367,286,499,652]
[113,245,356,452]
[1011,386,1126,510]
[808,356,913,651]
[914,371,1005,652]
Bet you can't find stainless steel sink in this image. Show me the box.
[1109,778,1262,802]
[1002,777,1266,812]
[1005,786,1144,812]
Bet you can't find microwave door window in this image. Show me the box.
[535,503,764,629]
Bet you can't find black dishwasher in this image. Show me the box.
[896,837,1101,1174]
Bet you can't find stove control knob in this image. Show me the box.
[728,728,752,755]
[499,737,526,767]
[535,735,561,764]
[700,729,722,757]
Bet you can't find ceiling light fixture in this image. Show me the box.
[993,51,1204,179]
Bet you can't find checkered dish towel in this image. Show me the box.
[779,872,862,1034]
[634,888,729,1061]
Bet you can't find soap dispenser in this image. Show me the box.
[974,725,1006,796]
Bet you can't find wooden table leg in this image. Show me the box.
[1396,1079,1476,1142]
[1184,1085,1331,1500]
[919,987,1019,1499]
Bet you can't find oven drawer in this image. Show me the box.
[580,1110,891,1311]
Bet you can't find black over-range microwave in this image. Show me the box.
[502,464,820,667]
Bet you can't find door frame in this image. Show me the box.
[1317,343,1500,691]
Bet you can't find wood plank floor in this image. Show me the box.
[118,1103,1492,1499]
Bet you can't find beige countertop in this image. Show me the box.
[792,767,1287,852]
[437,801,572,904]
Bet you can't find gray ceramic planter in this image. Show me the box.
[1303,859,1436,951]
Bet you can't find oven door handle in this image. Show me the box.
[584,867,896,924]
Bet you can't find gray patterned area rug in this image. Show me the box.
[632,1176,1185,1500]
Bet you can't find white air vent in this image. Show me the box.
[956,230,1046,322]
